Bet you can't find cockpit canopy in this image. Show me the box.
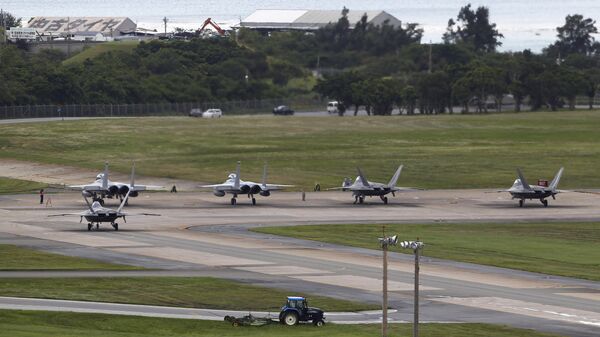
[227,173,237,180]
[512,179,522,188]
[91,201,102,209]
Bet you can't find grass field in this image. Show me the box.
[62,41,139,66]
[253,222,600,281]
[0,277,376,312]
[1,111,600,189]
[0,310,564,337]
[0,178,46,195]
[0,245,139,271]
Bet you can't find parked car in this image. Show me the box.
[202,108,223,118]
[188,108,203,117]
[327,101,339,114]
[273,105,294,115]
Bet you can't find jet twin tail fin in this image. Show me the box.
[356,167,370,187]
[130,161,136,188]
[234,161,241,189]
[117,189,131,213]
[102,162,109,190]
[516,168,531,190]
[549,167,564,190]
[262,163,268,186]
[387,165,403,188]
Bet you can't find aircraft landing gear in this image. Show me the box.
[251,197,256,206]
[96,223,100,230]
[519,200,524,207]
[380,196,388,204]
[112,223,119,231]
[87,223,92,231]
[353,196,358,204]
[230,198,237,205]
[542,199,548,207]
[358,196,365,204]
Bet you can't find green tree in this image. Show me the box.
[547,14,598,57]
[0,10,21,29]
[443,4,503,53]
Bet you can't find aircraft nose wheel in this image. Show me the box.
[542,200,548,207]
[230,198,237,205]
[87,223,92,231]
[112,223,119,231]
[359,196,364,204]
[251,197,256,205]
[519,200,524,207]
[381,196,388,204]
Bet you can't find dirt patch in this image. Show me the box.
[0,159,200,191]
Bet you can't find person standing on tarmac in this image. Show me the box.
[39,189,44,205]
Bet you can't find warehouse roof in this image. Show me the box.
[239,9,402,31]
[26,17,136,35]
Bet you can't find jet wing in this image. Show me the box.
[68,184,106,191]
[128,184,165,191]
[390,187,421,192]
[48,212,86,217]
[200,184,237,192]
[261,184,294,191]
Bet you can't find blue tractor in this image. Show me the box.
[279,296,325,326]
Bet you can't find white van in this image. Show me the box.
[327,101,339,114]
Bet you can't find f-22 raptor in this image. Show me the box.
[502,167,564,207]
[49,190,160,231]
[335,166,409,204]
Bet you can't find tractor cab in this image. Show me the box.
[286,297,307,311]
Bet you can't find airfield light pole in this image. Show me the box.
[378,229,398,337]
[400,240,424,337]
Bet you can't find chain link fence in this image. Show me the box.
[0,97,326,120]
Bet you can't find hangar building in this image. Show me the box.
[239,9,402,32]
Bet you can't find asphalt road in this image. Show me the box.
[0,190,599,336]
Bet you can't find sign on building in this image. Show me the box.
[8,27,38,41]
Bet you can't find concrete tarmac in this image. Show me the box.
[1,190,599,336]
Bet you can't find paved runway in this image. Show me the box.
[1,190,599,336]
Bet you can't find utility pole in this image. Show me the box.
[400,240,424,337]
[163,16,168,36]
[414,242,420,337]
[378,229,398,337]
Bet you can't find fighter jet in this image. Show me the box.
[69,162,163,205]
[49,190,159,231]
[201,162,291,205]
[502,167,564,207]
[334,166,409,204]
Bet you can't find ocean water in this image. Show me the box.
[2,0,600,52]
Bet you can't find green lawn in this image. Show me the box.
[0,277,375,312]
[0,245,139,270]
[253,222,600,281]
[62,41,139,66]
[0,177,47,195]
[0,310,564,337]
[1,111,600,189]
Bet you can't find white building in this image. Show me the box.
[26,17,136,37]
[239,10,402,32]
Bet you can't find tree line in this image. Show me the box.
[0,6,599,110]
[313,7,600,115]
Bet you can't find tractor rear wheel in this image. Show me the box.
[283,312,298,326]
